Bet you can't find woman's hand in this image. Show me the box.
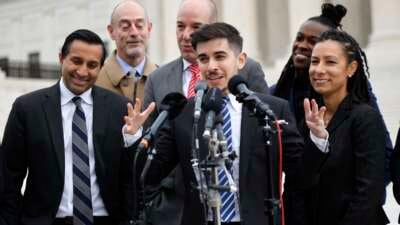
[304,98,329,139]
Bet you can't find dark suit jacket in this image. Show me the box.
[0,83,135,225]
[142,94,304,225]
[141,57,269,225]
[390,127,400,223]
[303,96,386,225]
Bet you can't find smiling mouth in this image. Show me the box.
[72,76,89,86]
[207,75,224,81]
[312,79,328,84]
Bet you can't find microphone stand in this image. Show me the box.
[202,118,237,225]
[191,118,209,224]
[207,128,222,225]
[236,93,280,225]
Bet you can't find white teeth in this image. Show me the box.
[314,79,328,84]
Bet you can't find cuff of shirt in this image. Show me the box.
[310,130,330,153]
[122,125,143,147]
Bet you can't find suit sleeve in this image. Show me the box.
[143,74,158,129]
[391,127,400,204]
[1,99,28,225]
[138,121,180,187]
[277,100,306,225]
[279,100,304,190]
[339,109,385,225]
[240,59,269,94]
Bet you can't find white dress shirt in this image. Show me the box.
[116,54,146,76]
[57,79,108,217]
[56,79,143,218]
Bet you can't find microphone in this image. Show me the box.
[193,81,208,123]
[202,87,223,140]
[228,75,275,118]
[228,74,254,97]
[138,92,187,151]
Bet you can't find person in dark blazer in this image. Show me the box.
[126,22,310,225]
[303,30,386,225]
[390,126,400,223]
[141,1,268,225]
[271,4,392,221]
[0,29,154,225]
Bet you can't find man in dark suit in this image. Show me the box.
[127,22,304,225]
[141,2,268,224]
[1,29,153,225]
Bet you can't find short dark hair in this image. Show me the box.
[317,29,370,103]
[191,22,243,54]
[60,29,107,66]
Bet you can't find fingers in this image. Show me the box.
[311,99,319,115]
[141,102,155,118]
[127,103,134,117]
[304,98,311,118]
[134,98,141,113]
[319,106,327,119]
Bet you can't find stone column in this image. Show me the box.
[365,0,400,141]
[287,0,321,44]
[366,0,400,69]
[336,0,371,48]
[220,0,260,60]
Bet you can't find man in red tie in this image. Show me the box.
[143,0,269,115]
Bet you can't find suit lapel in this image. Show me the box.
[169,58,184,95]
[92,86,108,176]
[239,107,257,184]
[42,83,65,177]
[326,95,352,134]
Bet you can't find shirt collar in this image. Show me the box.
[226,93,242,112]
[59,78,93,106]
[116,54,146,76]
[182,58,193,71]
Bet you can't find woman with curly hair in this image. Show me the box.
[303,29,387,225]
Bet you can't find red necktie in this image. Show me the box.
[187,64,200,98]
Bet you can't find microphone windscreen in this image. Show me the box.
[195,80,208,93]
[159,92,187,119]
[228,75,247,95]
[202,87,223,113]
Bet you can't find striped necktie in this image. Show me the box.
[187,63,200,98]
[72,97,93,225]
[129,69,141,105]
[218,96,236,222]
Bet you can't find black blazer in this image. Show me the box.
[390,126,400,223]
[303,96,386,225]
[0,83,135,225]
[143,94,304,225]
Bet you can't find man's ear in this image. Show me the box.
[59,53,64,64]
[238,52,247,70]
[107,24,115,40]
